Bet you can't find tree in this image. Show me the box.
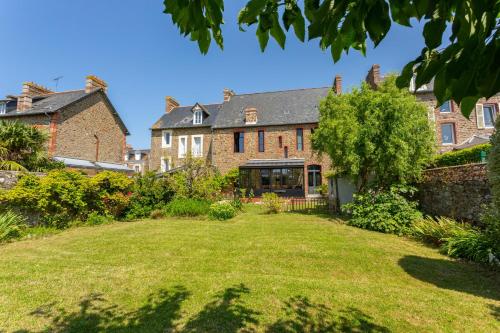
[312,75,434,191]
[163,0,499,116]
[488,118,500,215]
[0,120,63,172]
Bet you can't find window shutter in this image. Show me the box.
[476,104,485,129]
[428,106,435,122]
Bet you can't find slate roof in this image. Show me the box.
[152,103,222,129]
[213,87,331,129]
[0,89,130,135]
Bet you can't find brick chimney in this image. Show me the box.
[244,107,257,124]
[17,82,53,111]
[366,64,381,89]
[165,96,179,113]
[333,75,342,95]
[85,75,108,93]
[223,88,235,102]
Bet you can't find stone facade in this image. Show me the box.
[54,92,127,163]
[417,163,491,223]
[416,92,499,153]
[0,171,45,190]
[150,127,214,171]
[212,124,330,195]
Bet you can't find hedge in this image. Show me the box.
[431,144,491,168]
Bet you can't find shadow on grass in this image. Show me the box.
[489,304,500,321]
[14,286,190,333]
[14,285,389,333]
[266,296,390,333]
[399,256,500,302]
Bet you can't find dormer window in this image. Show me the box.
[193,110,203,125]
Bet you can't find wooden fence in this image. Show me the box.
[283,197,332,214]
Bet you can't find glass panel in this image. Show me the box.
[271,169,281,189]
[281,168,291,189]
[441,124,454,144]
[261,169,270,189]
[440,101,451,113]
[297,128,303,150]
[193,137,202,156]
[258,131,265,152]
[250,169,261,190]
[240,169,250,190]
[291,168,304,189]
[484,106,495,127]
[284,146,288,158]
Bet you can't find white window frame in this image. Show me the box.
[134,164,142,173]
[193,110,203,125]
[124,153,129,161]
[162,130,172,148]
[191,134,204,157]
[441,123,455,145]
[134,152,141,161]
[482,104,497,129]
[178,135,188,158]
[439,101,452,113]
[161,157,171,172]
[0,103,6,115]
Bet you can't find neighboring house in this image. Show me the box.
[150,83,340,197]
[0,76,131,173]
[150,97,221,172]
[366,64,500,153]
[125,147,150,174]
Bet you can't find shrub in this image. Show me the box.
[230,198,243,211]
[262,192,282,214]
[102,192,131,218]
[0,211,25,241]
[85,212,112,226]
[441,228,492,263]
[342,187,422,235]
[412,216,470,246]
[126,172,174,219]
[431,143,491,167]
[150,209,164,219]
[163,198,211,217]
[209,201,236,220]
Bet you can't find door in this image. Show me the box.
[308,165,322,194]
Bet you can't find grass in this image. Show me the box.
[0,205,498,332]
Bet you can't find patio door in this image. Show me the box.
[307,165,322,195]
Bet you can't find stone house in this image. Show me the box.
[366,64,500,153]
[150,84,339,197]
[0,76,130,171]
[125,147,150,175]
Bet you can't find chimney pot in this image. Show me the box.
[17,82,53,111]
[165,96,180,113]
[85,75,108,93]
[333,75,342,95]
[223,88,235,102]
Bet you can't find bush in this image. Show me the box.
[150,209,164,219]
[431,143,491,167]
[412,216,469,246]
[126,172,174,219]
[342,187,422,235]
[85,212,112,226]
[0,211,25,241]
[230,198,243,211]
[262,192,282,214]
[209,201,236,220]
[163,198,211,217]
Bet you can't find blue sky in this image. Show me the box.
[0,0,427,149]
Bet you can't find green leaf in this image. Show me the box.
[459,96,480,119]
[270,12,286,49]
[256,24,270,51]
[423,19,446,49]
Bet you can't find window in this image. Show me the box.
[284,146,288,158]
[162,130,172,148]
[124,154,129,161]
[134,165,141,173]
[261,169,270,189]
[135,153,141,161]
[296,128,304,151]
[278,136,283,148]
[441,123,455,145]
[0,103,6,115]
[193,110,203,125]
[258,130,265,152]
[161,157,170,172]
[308,165,322,194]
[178,136,187,158]
[439,101,452,113]
[191,135,203,157]
[234,132,244,153]
[483,105,496,128]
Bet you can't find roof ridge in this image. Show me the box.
[234,86,331,97]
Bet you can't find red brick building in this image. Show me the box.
[0,76,130,172]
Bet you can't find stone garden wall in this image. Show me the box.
[417,163,490,223]
[0,171,45,190]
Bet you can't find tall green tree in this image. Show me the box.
[163,0,499,116]
[0,121,63,172]
[312,75,434,191]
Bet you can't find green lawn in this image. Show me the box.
[0,205,499,332]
